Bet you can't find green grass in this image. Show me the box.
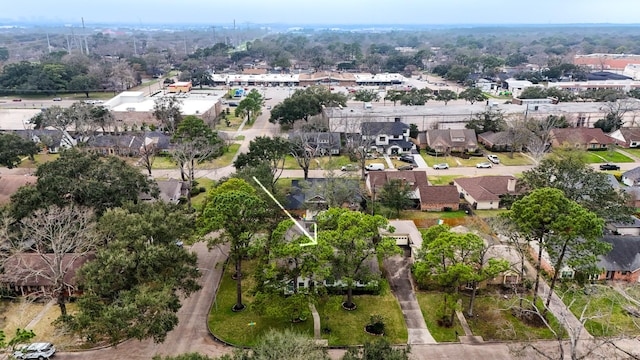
[620,147,640,159]
[474,209,508,218]
[17,153,59,167]
[428,175,459,185]
[151,143,240,170]
[214,114,246,131]
[208,260,314,346]
[235,135,245,141]
[209,260,407,346]
[484,151,534,166]
[151,155,178,169]
[190,178,217,210]
[400,210,467,220]
[583,150,633,164]
[415,292,463,342]
[561,284,640,337]
[316,282,408,346]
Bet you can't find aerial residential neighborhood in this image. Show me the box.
[2,3,640,360]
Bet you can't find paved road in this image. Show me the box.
[57,242,232,360]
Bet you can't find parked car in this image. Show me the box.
[599,163,620,171]
[12,98,22,102]
[397,164,415,170]
[476,162,492,168]
[365,163,385,171]
[399,154,414,163]
[52,97,62,101]
[13,342,56,359]
[433,163,449,170]
[341,164,358,171]
[487,154,500,164]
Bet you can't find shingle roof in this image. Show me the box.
[427,129,478,149]
[454,176,519,201]
[622,167,640,181]
[0,253,95,287]
[367,170,428,193]
[362,121,408,136]
[417,185,460,205]
[597,235,640,272]
[551,128,614,146]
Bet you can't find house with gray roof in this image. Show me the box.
[361,121,415,155]
[595,235,640,283]
[622,167,640,186]
[288,131,341,156]
[426,129,478,154]
[607,216,640,236]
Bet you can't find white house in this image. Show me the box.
[361,120,415,155]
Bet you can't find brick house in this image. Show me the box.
[549,127,614,150]
[416,185,460,211]
[453,176,519,210]
[595,235,640,283]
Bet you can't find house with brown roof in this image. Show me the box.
[608,128,640,148]
[453,176,519,210]
[424,129,478,154]
[366,171,458,211]
[0,253,94,297]
[0,175,37,205]
[549,127,614,150]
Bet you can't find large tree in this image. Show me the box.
[200,179,268,311]
[233,136,290,193]
[435,89,458,105]
[235,89,264,125]
[9,149,157,220]
[378,179,414,218]
[458,87,488,105]
[172,115,223,208]
[269,86,347,127]
[153,96,183,134]
[317,208,399,309]
[520,151,633,222]
[72,202,201,345]
[10,205,98,316]
[0,133,38,168]
[508,188,607,317]
[465,109,507,133]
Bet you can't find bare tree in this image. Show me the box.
[339,117,383,180]
[139,132,159,176]
[525,116,566,164]
[498,114,533,159]
[8,206,99,316]
[153,96,183,135]
[289,132,318,180]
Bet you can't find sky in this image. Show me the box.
[3,0,640,26]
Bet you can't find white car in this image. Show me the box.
[433,163,449,170]
[476,162,493,168]
[487,154,500,164]
[13,342,56,359]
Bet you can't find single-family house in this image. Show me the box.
[288,132,341,156]
[85,134,144,157]
[549,127,614,150]
[286,178,361,219]
[453,176,519,210]
[483,245,523,287]
[366,170,428,207]
[361,120,415,155]
[416,185,460,212]
[622,167,640,186]
[623,187,640,208]
[0,253,94,298]
[595,235,640,283]
[607,217,640,236]
[608,128,640,148]
[381,220,423,256]
[425,129,478,154]
[10,129,75,153]
[478,130,530,152]
[0,175,37,205]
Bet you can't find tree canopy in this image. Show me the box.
[269,86,347,126]
[465,109,507,133]
[0,133,38,168]
[71,202,201,345]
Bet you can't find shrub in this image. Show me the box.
[366,314,385,335]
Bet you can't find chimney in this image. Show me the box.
[507,177,516,192]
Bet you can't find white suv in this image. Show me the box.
[13,342,56,359]
[487,155,500,164]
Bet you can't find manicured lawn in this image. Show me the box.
[190,177,217,210]
[428,175,459,185]
[474,209,508,218]
[583,151,633,164]
[400,210,467,220]
[208,260,314,346]
[419,154,480,167]
[620,147,640,158]
[483,151,535,166]
[151,143,240,170]
[415,292,463,342]
[151,155,178,169]
[561,284,640,337]
[316,282,408,346]
[209,260,406,346]
[283,155,354,171]
[214,113,247,131]
[17,153,60,167]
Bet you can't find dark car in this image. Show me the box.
[599,163,620,171]
[399,154,414,163]
[397,164,415,171]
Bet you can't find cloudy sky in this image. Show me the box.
[3,0,640,26]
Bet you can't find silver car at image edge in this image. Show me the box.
[12,342,56,359]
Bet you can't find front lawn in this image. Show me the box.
[283,155,354,171]
[583,150,633,164]
[208,260,314,346]
[419,154,479,167]
[17,153,60,168]
[415,292,463,342]
[428,175,459,185]
[209,259,407,346]
[561,284,640,337]
[483,151,535,166]
[316,282,408,346]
